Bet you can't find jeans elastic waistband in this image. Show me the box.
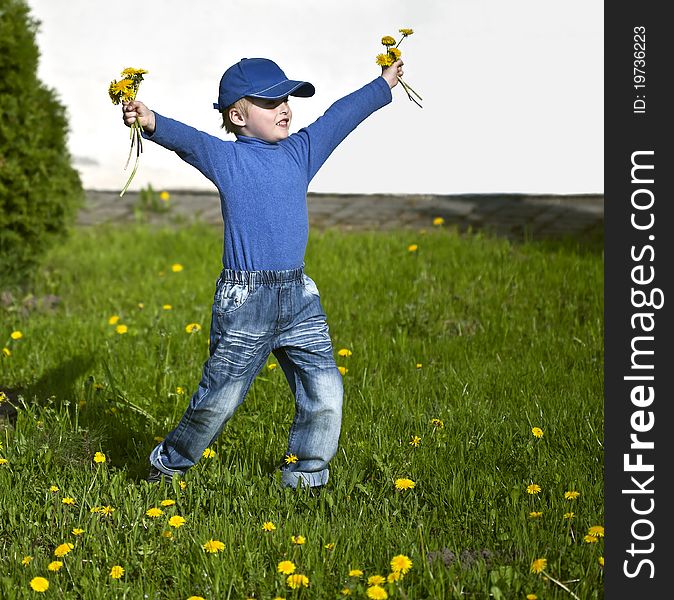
[219,265,305,287]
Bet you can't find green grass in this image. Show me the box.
[0,223,604,599]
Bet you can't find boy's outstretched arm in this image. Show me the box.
[122,100,156,134]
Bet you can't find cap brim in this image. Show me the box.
[248,80,315,100]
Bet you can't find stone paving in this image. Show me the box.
[79,190,604,240]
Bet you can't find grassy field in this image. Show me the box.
[0,222,604,599]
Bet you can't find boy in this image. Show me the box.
[123,56,404,489]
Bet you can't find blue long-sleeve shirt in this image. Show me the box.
[144,76,392,271]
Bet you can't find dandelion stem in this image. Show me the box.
[542,571,581,600]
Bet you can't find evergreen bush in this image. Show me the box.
[0,0,83,290]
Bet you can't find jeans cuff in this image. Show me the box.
[150,445,185,476]
[281,468,329,488]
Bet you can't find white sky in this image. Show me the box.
[26,0,603,195]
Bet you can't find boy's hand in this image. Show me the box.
[122,100,156,134]
[381,59,404,89]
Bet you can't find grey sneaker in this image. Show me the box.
[147,466,173,484]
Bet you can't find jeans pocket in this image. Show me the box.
[302,274,320,297]
[215,281,251,314]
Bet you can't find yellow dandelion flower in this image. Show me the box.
[366,585,388,600]
[72,528,84,536]
[163,304,173,310]
[407,244,418,252]
[526,595,538,600]
[394,478,415,491]
[94,452,106,464]
[367,575,386,585]
[61,497,75,505]
[99,505,115,516]
[338,366,348,375]
[375,53,394,67]
[277,560,296,575]
[267,362,278,370]
[108,315,120,325]
[115,324,128,335]
[138,303,145,309]
[291,535,306,545]
[431,418,444,428]
[381,35,396,46]
[563,512,575,520]
[185,323,201,333]
[10,331,23,340]
[146,507,163,518]
[387,571,402,583]
[599,556,604,567]
[564,490,580,500]
[109,565,124,579]
[409,435,421,447]
[399,28,414,36]
[49,485,59,493]
[389,48,402,60]
[159,190,170,202]
[169,515,186,528]
[415,363,423,369]
[54,543,74,557]
[90,506,101,513]
[433,217,445,226]
[175,387,184,394]
[121,67,148,77]
[526,483,542,495]
[154,436,164,443]
[0,458,8,465]
[22,556,32,566]
[171,263,184,272]
[29,577,49,592]
[262,521,276,532]
[584,534,599,543]
[529,511,543,518]
[349,569,363,577]
[161,530,173,539]
[179,480,187,490]
[285,454,298,464]
[203,539,225,553]
[338,348,352,357]
[186,597,206,600]
[286,573,309,589]
[390,554,413,574]
[160,499,176,507]
[2,347,10,357]
[341,589,352,596]
[324,542,335,550]
[588,525,605,538]
[47,561,63,572]
[202,448,216,458]
[530,558,547,574]
[531,427,544,438]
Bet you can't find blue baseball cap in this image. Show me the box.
[213,58,315,111]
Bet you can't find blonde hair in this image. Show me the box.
[221,97,251,133]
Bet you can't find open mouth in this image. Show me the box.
[276,119,289,127]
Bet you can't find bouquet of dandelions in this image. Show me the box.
[108,67,148,197]
[376,28,422,108]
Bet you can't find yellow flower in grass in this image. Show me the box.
[381,35,396,46]
[599,556,605,567]
[160,499,176,507]
[531,427,544,438]
[267,362,278,370]
[187,597,206,600]
[433,216,445,226]
[99,505,115,516]
[341,589,352,596]
[286,574,309,589]
[348,569,363,577]
[175,387,185,394]
[291,535,306,545]
[72,528,84,536]
[588,525,604,538]
[108,315,120,325]
[324,542,335,550]
[162,530,173,539]
[530,558,547,574]
[29,577,49,592]
[563,512,575,520]
[169,515,186,528]
[203,539,225,553]
[94,451,106,463]
[409,435,421,447]
[146,507,163,518]
[338,366,348,375]
[277,560,296,575]
[47,561,63,572]
[202,448,216,458]
[415,363,423,369]
[367,585,388,599]
[163,304,173,310]
[49,485,59,493]
[285,454,298,464]
[0,458,7,466]
[394,478,415,491]
[159,190,170,202]
[54,543,74,557]
[584,534,598,543]
[2,348,10,357]
[115,324,128,335]
[564,490,580,500]
[185,323,201,333]
[431,418,444,428]
[61,497,75,505]
[390,554,413,574]
[110,565,124,579]
[338,348,353,357]
[407,244,418,252]
[367,575,385,585]
[179,480,187,490]
[526,595,538,600]
[10,331,23,340]
[387,571,402,582]
[262,521,276,532]
[526,483,541,495]
[171,263,184,272]
[22,556,32,566]
[375,53,394,67]
[529,511,543,518]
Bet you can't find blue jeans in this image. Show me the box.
[149,266,343,488]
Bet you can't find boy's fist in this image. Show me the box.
[381,59,404,89]
[122,100,156,134]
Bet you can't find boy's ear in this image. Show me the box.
[229,107,246,127]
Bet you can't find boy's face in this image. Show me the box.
[237,96,292,143]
